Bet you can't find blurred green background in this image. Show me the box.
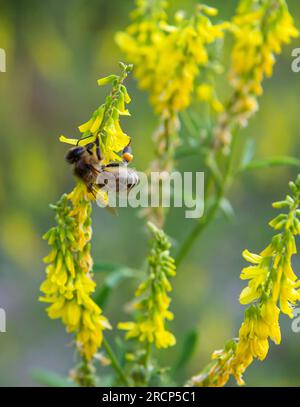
[0,0,300,386]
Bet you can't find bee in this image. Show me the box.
[96,144,139,193]
[96,163,140,193]
[65,142,101,194]
[65,140,139,203]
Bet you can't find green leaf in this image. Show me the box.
[175,144,208,160]
[31,369,75,387]
[241,138,256,167]
[94,267,136,308]
[174,329,198,372]
[205,152,223,188]
[220,197,235,220]
[239,156,300,173]
[180,111,199,139]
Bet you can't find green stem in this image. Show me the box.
[144,341,152,379]
[145,341,151,365]
[175,188,223,267]
[75,357,97,387]
[103,338,131,386]
[175,131,239,267]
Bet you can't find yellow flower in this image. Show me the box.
[188,176,300,387]
[279,275,300,318]
[59,65,132,165]
[261,300,281,344]
[118,222,176,349]
[118,2,229,226]
[236,311,269,362]
[239,250,269,304]
[197,84,224,113]
[40,183,111,361]
[155,328,176,348]
[116,2,229,117]
[232,1,298,107]
[235,300,281,366]
[197,84,213,101]
[215,0,299,148]
[231,1,298,92]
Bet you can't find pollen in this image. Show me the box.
[123,152,133,163]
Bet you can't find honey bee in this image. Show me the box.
[96,163,140,193]
[65,140,139,204]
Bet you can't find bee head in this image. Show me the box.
[65,146,85,164]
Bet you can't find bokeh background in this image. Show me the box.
[0,0,300,386]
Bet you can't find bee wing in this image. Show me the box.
[105,205,118,216]
[102,165,139,192]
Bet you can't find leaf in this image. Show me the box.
[175,144,200,159]
[189,110,209,133]
[241,138,256,167]
[180,111,199,139]
[220,197,235,220]
[239,156,300,173]
[94,267,136,308]
[31,369,75,387]
[205,152,223,188]
[174,329,198,372]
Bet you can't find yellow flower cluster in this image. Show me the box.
[40,183,111,361]
[116,2,229,118]
[59,63,132,165]
[231,0,298,96]
[118,222,176,349]
[188,176,300,387]
[40,66,134,368]
[216,0,298,147]
[118,2,229,227]
[186,340,239,387]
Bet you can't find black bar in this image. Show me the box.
[0,387,296,404]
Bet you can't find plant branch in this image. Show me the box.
[103,338,131,386]
[175,186,223,267]
[175,131,239,267]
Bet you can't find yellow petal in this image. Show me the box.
[59,135,79,145]
[118,321,136,331]
[239,286,260,304]
[242,249,262,264]
[90,115,102,133]
[118,109,131,116]
[78,118,94,133]
[97,74,117,86]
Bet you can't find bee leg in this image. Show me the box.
[95,137,101,161]
[87,183,97,199]
[85,143,95,155]
[76,134,94,146]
